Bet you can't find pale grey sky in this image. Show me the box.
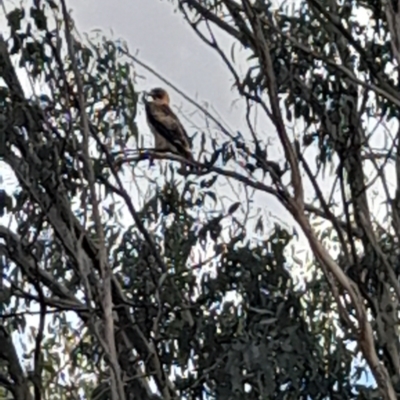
[1,0,382,262]
[65,0,303,245]
[68,0,243,128]
[0,0,327,285]
[0,0,380,390]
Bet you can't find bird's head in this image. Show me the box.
[146,87,170,105]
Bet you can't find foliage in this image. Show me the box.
[1,0,397,399]
[174,0,400,399]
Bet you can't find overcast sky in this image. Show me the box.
[0,0,330,277]
[68,0,244,126]
[0,0,378,388]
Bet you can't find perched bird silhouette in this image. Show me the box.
[144,87,194,162]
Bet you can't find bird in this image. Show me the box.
[144,87,194,163]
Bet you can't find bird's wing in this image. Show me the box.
[145,101,192,158]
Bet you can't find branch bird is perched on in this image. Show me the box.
[144,88,194,163]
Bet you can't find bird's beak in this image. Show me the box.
[142,91,152,102]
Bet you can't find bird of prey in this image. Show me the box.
[144,87,194,162]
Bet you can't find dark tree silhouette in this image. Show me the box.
[0,0,396,399]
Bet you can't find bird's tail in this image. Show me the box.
[185,149,195,163]
[177,149,197,176]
